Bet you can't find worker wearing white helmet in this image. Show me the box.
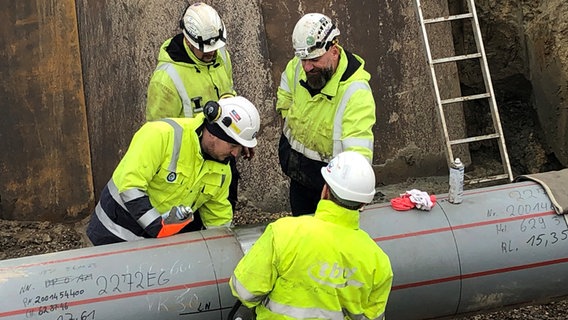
[277,13,377,216]
[230,151,393,320]
[146,3,235,120]
[146,3,249,212]
[87,96,260,246]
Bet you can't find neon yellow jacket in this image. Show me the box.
[146,34,236,121]
[276,46,376,163]
[230,200,393,320]
[96,116,233,241]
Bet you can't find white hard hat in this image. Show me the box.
[215,96,260,148]
[292,13,340,60]
[321,151,376,204]
[180,3,226,53]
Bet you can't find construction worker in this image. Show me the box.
[277,13,377,216]
[146,2,247,211]
[230,151,393,320]
[146,2,235,120]
[86,96,260,246]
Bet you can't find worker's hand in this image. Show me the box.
[163,206,193,225]
[158,206,194,238]
[242,147,255,160]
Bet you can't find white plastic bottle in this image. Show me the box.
[448,158,465,204]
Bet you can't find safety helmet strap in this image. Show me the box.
[181,25,225,52]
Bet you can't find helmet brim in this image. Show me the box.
[294,47,327,60]
[221,126,257,148]
[186,37,226,53]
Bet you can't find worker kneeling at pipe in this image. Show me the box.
[86,96,260,245]
[230,151,393,319]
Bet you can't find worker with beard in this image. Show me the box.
[145,2,251,213]
[87,96,260,246]
[276,13,377,216]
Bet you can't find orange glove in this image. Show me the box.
[157,206,194,238]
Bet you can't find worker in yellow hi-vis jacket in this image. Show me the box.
[276,13,377,217]
[87,96,260,245]
[146,3,248,212]
[230,151,393,320]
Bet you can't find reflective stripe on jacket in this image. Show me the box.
[276,46,376,163]
[93,116,232,242]
[230,200,393,320]
[146,33,235,121]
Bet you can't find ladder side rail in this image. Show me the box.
[414,0,455,164]
[466,0,514,181]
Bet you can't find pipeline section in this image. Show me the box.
[0,181,567,319]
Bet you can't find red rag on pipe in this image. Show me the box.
[390,194,416,211]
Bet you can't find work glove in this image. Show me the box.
[157,206,194,238]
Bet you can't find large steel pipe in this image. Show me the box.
[365,181,568,318]
[0,181,567,319]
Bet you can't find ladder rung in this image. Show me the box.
[465,174,510,185]
[432,53,482,64]
[441,93,491,104]
[424,13,474,24]
[450,133,500,145]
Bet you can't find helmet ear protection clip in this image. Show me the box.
[204,101,221,123]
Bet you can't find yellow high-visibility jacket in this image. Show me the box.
[91,116,232,243]
[146,33,236,121]
[276,45,376,163]
[230,200,393,320]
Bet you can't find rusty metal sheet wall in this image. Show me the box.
[0,0,93,221]
[75,0,162,204]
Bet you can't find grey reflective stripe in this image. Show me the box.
[108,179,127,210]
[137,208,161,228]
[121,188,148,203]
[107,179,161,233]
[332,81,374,157]
[156,63,193,117]
[283,118,329,162]
[159,118,183,173]
[217,47,235,94]
[206,222,232,228]
[285,61,328,162]
[279,60,302,93]
[265,299,344,320]
[342,138,374,163]
[279,71,290,92]
[293,61,302,93]
[230,275,266,303]
[218,47,227,63]
[94,203,144,241]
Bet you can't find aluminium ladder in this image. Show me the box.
[414,0,513,184]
